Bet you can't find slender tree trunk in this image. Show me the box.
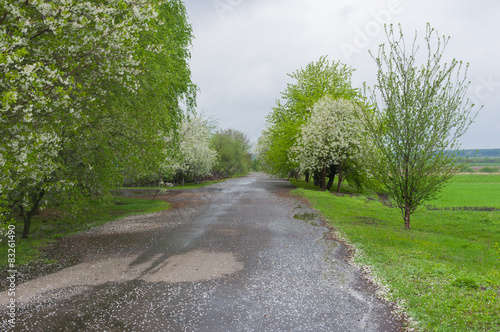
[305,171,310,183]
[336,162,343,193]
[320,166,327,190]
[404,201,411,230]
[21,189,45,238]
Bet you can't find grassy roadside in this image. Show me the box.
[0,197,171,267]
[291,175,500,331]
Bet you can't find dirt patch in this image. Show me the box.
[142,250,243,283]
[274,189,313,208]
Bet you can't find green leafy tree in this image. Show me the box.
[365,24,478,229]
[0,0,196,237]
[211,129,251,178]
[263,56,361,180]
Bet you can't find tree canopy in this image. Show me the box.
[0,0,196,237]
[262,56,361,179]
[290,97,370,191]
[260,56,366,192]
[365,24,477,229]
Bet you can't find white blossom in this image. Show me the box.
[290,97,370,174]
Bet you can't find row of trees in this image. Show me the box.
[257,56,367,192]
[0,0,225,238]
[258,24,477,229]
[158,116,253,186]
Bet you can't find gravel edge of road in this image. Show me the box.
[277,188,412,332]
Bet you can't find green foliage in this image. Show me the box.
[459,164,475,173]
[365,24,477,229]
[251,157,261,172]
[478,167,499,173]
[292,174,500,331]
[0,0,196,237]
[262,56,361,178]
[211,129,252,177]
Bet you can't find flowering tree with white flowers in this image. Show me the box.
[0,0,196,237]
[290,97,370,192]
[164,117,217,185]
[263,56,361,180]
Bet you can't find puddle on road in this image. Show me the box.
[143,250,243,283]
[0,250,243,305]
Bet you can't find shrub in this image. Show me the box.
[478,167,499,173]
[459,164,475,173]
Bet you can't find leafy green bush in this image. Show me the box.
[478,167,499,173]
[459,164,475,173]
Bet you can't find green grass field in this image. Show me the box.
[426,175,500,208]
[292,174,500,331]
[0,197,170,266]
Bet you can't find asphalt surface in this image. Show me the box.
[1,173,403,331]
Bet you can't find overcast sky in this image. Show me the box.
[183,0,499,149]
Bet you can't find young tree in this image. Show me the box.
[290,97,369,192]
[365,24,478,229]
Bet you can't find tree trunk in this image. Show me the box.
[305,171,310,183]
[404,201,411,230]
[22,215,32,239]
[320,166,327,190]
[21,189,45,238]
[336,162,343,193]
[313,171,320,187]
[326,164,337,191]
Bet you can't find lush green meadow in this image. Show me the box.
[426,175,500,208]
[292,174,500,331]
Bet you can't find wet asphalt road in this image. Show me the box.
[1,173,403,331]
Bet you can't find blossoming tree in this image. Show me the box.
[263,56,361,180]
[290,97,370,192]
[164,116,217,185]
[0,0,195,237]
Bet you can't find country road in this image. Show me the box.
[1,173,403,331]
